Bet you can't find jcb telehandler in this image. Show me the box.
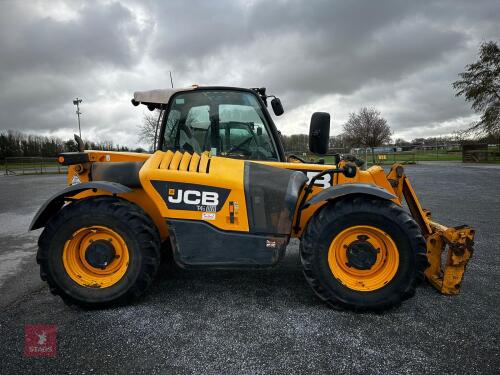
[30,86,475,311]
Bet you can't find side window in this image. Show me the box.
[219,125,253,153]
[186,106,209,126]
[219,105,278,160]
[163,109,180,150]
[162,106,209,153]
[186,106,210,152]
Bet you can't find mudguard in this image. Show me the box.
[305,183,395,207]
[29,181,132,230]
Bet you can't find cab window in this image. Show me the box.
[161,90,279,161]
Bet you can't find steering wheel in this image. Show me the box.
[227,136,254,156]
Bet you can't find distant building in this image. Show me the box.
[351,146,402,154]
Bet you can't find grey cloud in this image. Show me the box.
[151,0,464,95]
[0,0,499,146]
[0,0,152,136]
[0,1,146,76]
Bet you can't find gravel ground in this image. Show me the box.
[0,163,499,374]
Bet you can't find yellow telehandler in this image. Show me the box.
[30,86,475,311]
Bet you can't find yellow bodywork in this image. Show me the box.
[139,150,250,232]
[64,150,475,295]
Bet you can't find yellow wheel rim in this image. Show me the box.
[63,226,129,288]
[328,225,399,291]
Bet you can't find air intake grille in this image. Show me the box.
[158,151,210,173]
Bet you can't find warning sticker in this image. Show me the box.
[71,174,81,185]
[266,240,277,248]
[202,212,216,221]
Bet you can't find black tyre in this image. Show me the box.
[37,196,161,307]
[300,196,427,311]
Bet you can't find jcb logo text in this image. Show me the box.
[168,190,219,206]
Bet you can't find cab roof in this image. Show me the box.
[131,86,264,110]
[132,86,196,106]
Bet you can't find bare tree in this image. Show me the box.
[343,107,392,163]
[453,41,500,136]
[138,110,161,151]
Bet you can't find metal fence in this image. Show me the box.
[463,149,500,163]
[2,157,67,175]
[352,148,463,164]
[369,152,416,165]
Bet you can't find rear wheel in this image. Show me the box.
[37,196,160,307]
[300,196,427,311]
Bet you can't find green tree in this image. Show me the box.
[394,138,410,146]
[64,139,79,152]
[453,41,500,136]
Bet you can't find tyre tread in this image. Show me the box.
[37,196,161,307]
[300,196,427,311]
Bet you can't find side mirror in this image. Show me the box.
[271,97,284,116]
[309,112,330,155]
[74,134,85,152]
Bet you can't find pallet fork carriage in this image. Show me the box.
[30,85,476,310]
[387,164,475,295]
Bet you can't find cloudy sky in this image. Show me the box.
[0,0,498,148]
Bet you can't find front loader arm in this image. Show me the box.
[387,164,476,295]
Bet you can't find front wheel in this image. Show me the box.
[300,196,428,311]
[37,196,161,307]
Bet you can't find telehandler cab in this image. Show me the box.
[31,86,475,311]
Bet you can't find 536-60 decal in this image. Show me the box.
[302,171,332,188]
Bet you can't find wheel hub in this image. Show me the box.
[85,240,116,269]
[346,236,378,270]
